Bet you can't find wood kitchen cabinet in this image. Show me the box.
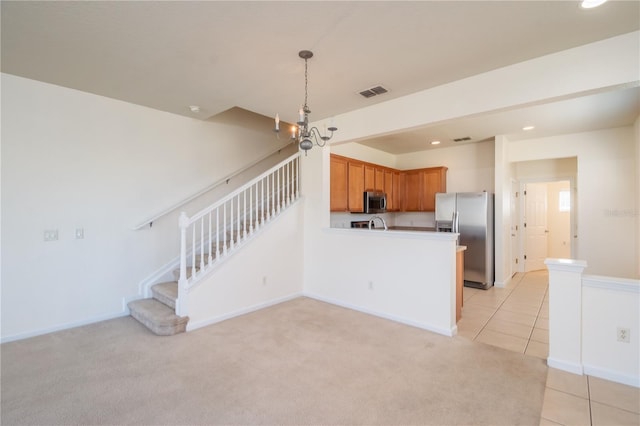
[330,155,349,211]
[402,170,423,211]
[347,161,365,212]
[329,154,445,213]
[384,170,394,210]
[375,168,385,192]
[401,166,448,212]
[421,167,447,211]
[364,164,376,191]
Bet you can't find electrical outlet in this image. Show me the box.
[617,327,630,343]
[44,229,58,242]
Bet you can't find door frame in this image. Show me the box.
[516,176,576,271]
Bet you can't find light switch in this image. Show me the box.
[75,228,84,239]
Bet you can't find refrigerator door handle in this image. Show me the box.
[452,211,459,234]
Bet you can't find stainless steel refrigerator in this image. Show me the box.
[435,192,494,290]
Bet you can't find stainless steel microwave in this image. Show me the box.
[363,190,387,213]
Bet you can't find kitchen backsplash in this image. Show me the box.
[330,212,435,229]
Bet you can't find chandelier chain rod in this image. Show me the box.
[304,58,309,110]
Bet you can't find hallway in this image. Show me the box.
[456,271,640,425]
[457,270,549,358]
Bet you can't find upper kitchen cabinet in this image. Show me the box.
[383,170,398,211]
[330,155,349,212]
[347,160,365,212]
[401,166,448,212]
[329,154,365,212]
[364,163,376,191]
[402,170,423,211]
[329,154,445,213]
[421,167,447,211]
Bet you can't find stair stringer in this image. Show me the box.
[180,198,305,332]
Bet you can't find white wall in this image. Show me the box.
[635,116,640,278]
[323,31,639,146]
[330,143,397,169]
[582,278,640,387]
[304,228,459,336]
[547,260,639,387]
[396,139,495,193]
[508,127,638,278]
[1,74,288,341]
[185,202,305,330]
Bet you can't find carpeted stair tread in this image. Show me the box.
[151,281,178,309]
[128,298,188,336]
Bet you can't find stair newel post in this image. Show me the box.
[177,212,189,317]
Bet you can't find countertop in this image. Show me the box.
[387,226,436,232]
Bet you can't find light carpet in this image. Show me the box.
[1,297,548,425]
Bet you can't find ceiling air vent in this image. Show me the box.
[453,136,472,142]
[359,85,388,99]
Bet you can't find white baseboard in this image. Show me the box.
[303,291,456,337]
[0,309,129,344]
[583,364,640,388]
[185,292,303,332]
[547,357,584,375]
[494,275,511,288]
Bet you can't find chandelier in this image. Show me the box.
[274,50,337,155]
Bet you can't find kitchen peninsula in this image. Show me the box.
[307,225,462,337]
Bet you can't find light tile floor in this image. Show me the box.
[457,270,640,426]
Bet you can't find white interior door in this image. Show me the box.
[524,182,548,271]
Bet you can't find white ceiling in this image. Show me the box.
[2,1,639,154]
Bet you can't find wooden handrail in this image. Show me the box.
[132,142,295,230]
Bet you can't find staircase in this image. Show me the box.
[128,282,187,336]
[128,152,301,335]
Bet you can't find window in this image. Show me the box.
[559,190,570,212]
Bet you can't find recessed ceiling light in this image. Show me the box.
[431,140,441,145]
[581,0,607,8]
[189,105,201,113]
[523,126,535,131]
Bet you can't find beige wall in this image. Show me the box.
[1,73,288,341]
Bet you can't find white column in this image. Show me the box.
[177,212,189,316]
[545,258,588,375]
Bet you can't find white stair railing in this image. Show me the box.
[176,152,301,316]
